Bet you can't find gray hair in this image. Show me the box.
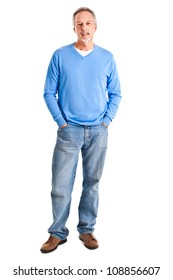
[72,7,97,27]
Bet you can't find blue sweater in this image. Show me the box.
[44,43,121,127]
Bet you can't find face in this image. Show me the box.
[74,11,97,43]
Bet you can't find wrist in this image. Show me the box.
[61,123,68,129]
[101,122,108,127]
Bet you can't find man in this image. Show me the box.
[41,7,121,253]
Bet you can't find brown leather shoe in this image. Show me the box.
[79,233,99,249]
[40,235,67,253]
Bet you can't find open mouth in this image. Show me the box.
[81,32,90,36]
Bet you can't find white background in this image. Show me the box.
[0,0,172,279]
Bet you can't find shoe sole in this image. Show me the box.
[79,236,98,250]
[40,238,67,253]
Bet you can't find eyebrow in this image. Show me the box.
[76,20,92,24]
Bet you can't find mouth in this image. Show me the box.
[81,31,90,36]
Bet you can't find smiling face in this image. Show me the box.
[74,11,97,49]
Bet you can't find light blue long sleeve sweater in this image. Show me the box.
[44,43,121,127]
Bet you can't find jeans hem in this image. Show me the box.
[49,233,68,240]
[78,230,94,235]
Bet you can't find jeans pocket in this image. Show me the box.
[58,124,69,132]
[100,123,108,128]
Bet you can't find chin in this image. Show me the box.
[81,38,91,43]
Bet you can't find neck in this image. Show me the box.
[74,41,94,51]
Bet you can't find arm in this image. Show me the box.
[43,53,67,127]
[103,57,122,126]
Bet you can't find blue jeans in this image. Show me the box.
[48,124,108,240]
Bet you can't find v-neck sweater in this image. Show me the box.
[44,43,121,127]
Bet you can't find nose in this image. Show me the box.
[81,23,87,30]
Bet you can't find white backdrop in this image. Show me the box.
[0,0,172,279]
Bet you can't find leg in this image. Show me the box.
[77,125,108,234]
[48,125,83,240]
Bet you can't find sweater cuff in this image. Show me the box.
[103,116,111,126]
[55,115,67,127]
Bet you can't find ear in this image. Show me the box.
[73,27,76,33]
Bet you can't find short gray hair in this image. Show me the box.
[72,7,97,27]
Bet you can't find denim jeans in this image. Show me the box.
[48,124,108,240]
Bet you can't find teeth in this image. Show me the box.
[81,32,89,35]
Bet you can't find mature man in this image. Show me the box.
[41,7,121,253]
